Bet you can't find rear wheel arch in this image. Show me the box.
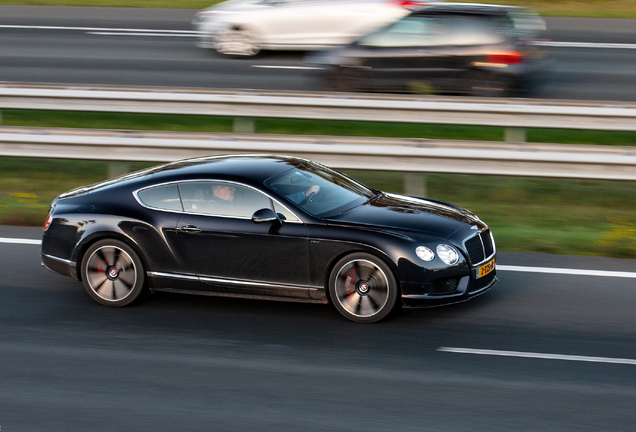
[74,233,148,283]
[79,237,148,307]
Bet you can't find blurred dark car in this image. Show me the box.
[310,2,548,96]
[41,155,497,323]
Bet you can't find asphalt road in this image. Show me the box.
[0,6,635,101]
[2,225,636,431]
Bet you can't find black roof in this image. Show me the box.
[145,154,311,183]
[411,2,523,17]
[58,155,313,199]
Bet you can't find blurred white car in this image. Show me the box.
[193,0,425,57]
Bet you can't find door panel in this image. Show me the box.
[175,181,311,299]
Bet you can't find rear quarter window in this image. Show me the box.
[137,184,183,212]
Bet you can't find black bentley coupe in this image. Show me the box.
[41,155,497,323]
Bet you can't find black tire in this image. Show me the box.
[80,239,146,307]
[328,253,399,323]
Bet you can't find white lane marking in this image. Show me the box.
[3,26,636,49]
[252,65,324,70]
[0,24,198,34]
[438,347,636,366]
[0,237,41,245]
[533,41,636,50]
[87,32,196,37]
[497,264,636,279]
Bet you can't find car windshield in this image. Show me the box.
[264,162,376,218]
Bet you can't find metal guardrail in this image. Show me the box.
[0,83,634,182]
[0,82,635,131]
[1,127,636,181]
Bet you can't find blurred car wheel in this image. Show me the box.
[213,28,260,57]
[329,253,398,323]
[81,239,146,307]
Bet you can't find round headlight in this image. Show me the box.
[415,246,435,262]
[436,244,459,265]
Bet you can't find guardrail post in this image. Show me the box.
[108,161,131,178]
[505,127,526,143]
[404,172,427,198]
[233,117,255,134]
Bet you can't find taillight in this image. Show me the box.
[393,0,425,8]
[486,52,523,65]
[43,207,53,231]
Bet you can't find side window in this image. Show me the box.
[137,184,183,212]
[179,181,273,218]
[359,17,436,48]
[443,17,504,46]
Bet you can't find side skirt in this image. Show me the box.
[150,287,329,304]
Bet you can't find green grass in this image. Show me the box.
[3,110,636,145]
[0,158,154,225]
[0,0,634,18]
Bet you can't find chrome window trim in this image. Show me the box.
[462,228,496,267]
[149,271,320,291]
[133,179,303,223]
[43,253,76,267]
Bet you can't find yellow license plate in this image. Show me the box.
[478,258,495,279]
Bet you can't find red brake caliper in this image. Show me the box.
[97,260,107,274]
[344,269,356,296]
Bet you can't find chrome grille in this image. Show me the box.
[465,235,485,263]
[483,230,494,257]
[464,229,494,265]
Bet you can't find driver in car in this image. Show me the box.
[286,184,320,205]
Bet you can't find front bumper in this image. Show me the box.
[401,271,497,308]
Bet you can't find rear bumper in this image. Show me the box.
[41,253,78,280]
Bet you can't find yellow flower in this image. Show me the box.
[11,193,39,199]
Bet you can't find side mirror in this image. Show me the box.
[252,208,281,224]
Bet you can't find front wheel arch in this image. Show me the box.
[327,252,401,323]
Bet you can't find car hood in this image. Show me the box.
[324,193,486,240]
